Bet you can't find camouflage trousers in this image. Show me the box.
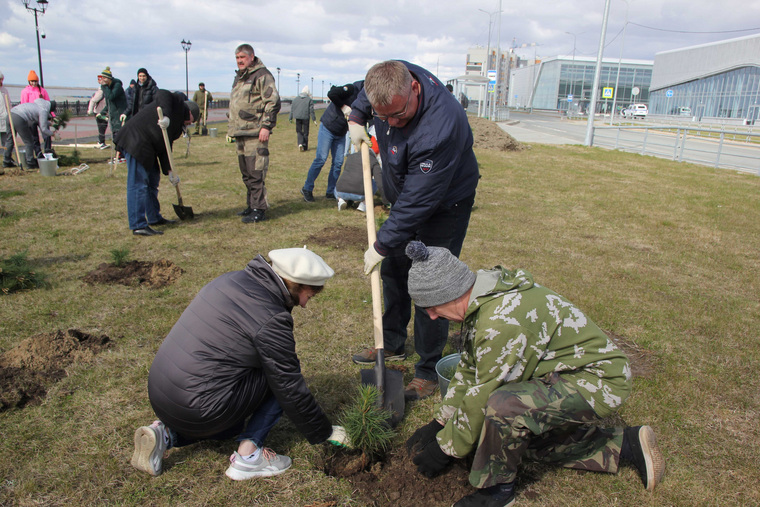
[236,136,270,210]
[469,372,623,489]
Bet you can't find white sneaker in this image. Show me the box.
[337,198,347,211]
[225,449,292,480]
[357,201,366,213]
[131,421,168,476]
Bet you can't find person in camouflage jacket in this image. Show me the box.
[228,44,281,224]
[403,241,665,507]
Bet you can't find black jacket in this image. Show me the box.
[130,76,159,117]
[147,256,333,442]
[115,89,185,174]
[321,81,364,137]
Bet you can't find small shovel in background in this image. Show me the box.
[201,91,209,136]
[157,107,194,220]
[358,140,405,427]
[4,93,23,171]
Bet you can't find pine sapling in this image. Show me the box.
[109,247,130,267]
[338,384,395,461]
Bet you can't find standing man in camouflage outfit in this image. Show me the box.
[228,44,281,224]
[403,241,665,507]
[192,82,213,135]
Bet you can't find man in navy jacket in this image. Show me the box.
[347,60,479,400]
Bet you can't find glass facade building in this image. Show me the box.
[510,56,653,113]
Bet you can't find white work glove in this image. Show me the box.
[54,132,61,141]
[364,245,386,275]
[327,425,351,448]
[119,113,127,123]
[340,104,352,119]
[168,171,180,187]
[157,116,170,129]
[349,122,370,150]
[313,120,318,126]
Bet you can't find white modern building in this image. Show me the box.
[648,33,760,121]
[508,55,653,114]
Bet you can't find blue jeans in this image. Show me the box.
[126,152,163,230]
[380,193,476,381]
[303,123,345,196]
[167,393,283,450]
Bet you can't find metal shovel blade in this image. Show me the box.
[360,352,405,428]
[201,126,208,136]
[173,202,194,220]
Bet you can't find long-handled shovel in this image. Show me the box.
[201,91,209,136]
[5,94,23,172]
[157,107,194,220]
[358,141,405,427]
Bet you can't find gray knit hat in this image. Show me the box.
[405,241,476,308]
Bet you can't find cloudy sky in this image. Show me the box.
[2,0,758,98]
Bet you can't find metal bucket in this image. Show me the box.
[38,158,58,177]
[435,353,461,397]
[208,128,218,137]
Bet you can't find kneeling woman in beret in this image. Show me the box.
[131,247,348,480]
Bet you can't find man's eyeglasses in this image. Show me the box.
[372,86,414,121]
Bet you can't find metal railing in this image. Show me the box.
[591,124,760,175]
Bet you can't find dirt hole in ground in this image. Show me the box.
[324,447,474,507]
[306,226,367,250]
[83,259,183,288]
[0,329,111,411]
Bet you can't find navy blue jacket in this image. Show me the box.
[321,81,364,137]
[349,61,479,251]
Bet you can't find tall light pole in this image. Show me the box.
[276,67,281,91]
[321,80,324,103]
[610,0,629,125]
[565,31,577,63]
[296,73,300,95]
[584,0,612,146]
[311,77,314,95]
[181,39,192,97]
[22,0,48,87]
[478,8,498,118]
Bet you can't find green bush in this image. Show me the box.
[0,252,48,295]
[338,384,395,458]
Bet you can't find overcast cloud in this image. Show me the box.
[1,0,758,97]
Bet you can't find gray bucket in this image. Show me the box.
[209,128,218,137]
[435,353,461,397]
[38,158,58,177]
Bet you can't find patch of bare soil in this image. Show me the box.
[0,329,111,411]
[606,330,659,378]
[324,447,475,507]
[306,226,368,250]
[82,259,183,288]
[469,115,527,152]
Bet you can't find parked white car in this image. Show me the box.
[622,104,648,119]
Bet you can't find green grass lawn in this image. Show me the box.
[1,112,759,506]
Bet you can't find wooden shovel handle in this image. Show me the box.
[4,94,22,167]
[361,142,384,351]
[156,107,176,174]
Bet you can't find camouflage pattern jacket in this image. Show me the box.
[228,57,281,138]
[436,267,632,458]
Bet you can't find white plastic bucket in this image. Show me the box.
[209,128,218,137]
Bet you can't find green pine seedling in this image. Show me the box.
[109,247,130,267]
[338,384,395,459]
[0,252,48,295]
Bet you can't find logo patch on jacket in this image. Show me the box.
[391,146,398,155]
[420,159,433,173]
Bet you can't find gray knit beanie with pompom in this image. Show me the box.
[405,241,476,308]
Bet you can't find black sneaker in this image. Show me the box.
[242,209,266,223]
[300,188,315,202]
[325,192,336,200]
[133,226,164,236]
[623,426,665,491]
[351,347,406,365]
[3,161,17,168]
[454,483,515,507]
[237,207,253,216]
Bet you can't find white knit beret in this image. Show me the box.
[269,247,334,286]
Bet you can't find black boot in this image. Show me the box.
[621,426,665,491]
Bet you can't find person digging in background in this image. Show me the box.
[0,70,17,170]
[131,247,350,480]
[9,98,57,170]
[347,60,479,401]
[115,90,198,236]
[334,135,387,213]
[87,76,110,150]
[192,82,213,135]
[403,241,665,507]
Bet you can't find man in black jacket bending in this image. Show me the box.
[116,90,198,236]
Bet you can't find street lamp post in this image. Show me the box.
[610,0,629,125]
[276,67,281,91]
[321,80,324,103]
[181,39,192,97]
[22,0,49,87]
[297,73,300,95]
[311,77,314,96]
[478,8,498,119]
